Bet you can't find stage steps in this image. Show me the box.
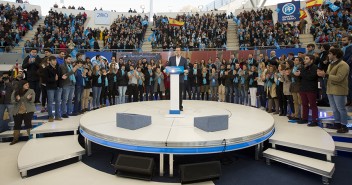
[334,142,352,153]
[18,135,85,178]
[269,124,335,161]
[0,130,29,142]
[263,148,335,185]
[31,115,81,138]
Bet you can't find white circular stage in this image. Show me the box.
[79,101,275,154]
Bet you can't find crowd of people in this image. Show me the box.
[308,0,352,44]
[24,9,87,54]
[236,9,301,50]
[1,35,352,145]
[152,12,228,50]
[0,3,39,52]
[103,14,148,51]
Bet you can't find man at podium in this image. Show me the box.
[167,47,188,111]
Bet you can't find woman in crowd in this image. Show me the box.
[294,55,319,126]
[100,68,108,107]
[154,67,165,100]
[10,80,36,145]
[283,64,295,118]
[257,62,267,109]
[81,64,92,112]
[107,63,118,105]
[91,65,103,109]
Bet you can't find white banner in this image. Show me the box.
[94,11,110,25]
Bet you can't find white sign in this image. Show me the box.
[95,11,110,25]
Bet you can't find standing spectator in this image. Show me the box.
[218,65,226,102]
[92,65,103,109]
[239,65,249,105]
[22,48,41,103]
[81,64,92,112]
[209,68,218,101]
[0,72,14,132]
[117,65,128,104]
[10,80,35,145]
[289,57,303,121]
[224,64,234,103]
[73,60,85,115]
[144,64,154,101]
[137,66,145,101]
[249,66,258,107]
[265,65,279,113]
[190,63,201,100]
[154,67,164,100]
[342,35,352,105]
[60,55,79,118]
[257,62,267,109]
[100,69,108,106]
[107,63,118,105]
[294,55,319,126]
[127,65,139,102]
[318,48,349,133]
[45,56,63,122]
[200,67,210,100]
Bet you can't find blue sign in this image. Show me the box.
[85,52,113,63]
[278,1,300,22]
[266,48,306,58]
[165,66,184,74]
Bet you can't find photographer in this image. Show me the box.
[0,72,14,132]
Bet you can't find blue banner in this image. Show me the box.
[266,48,306,58]
[278,1,300,22]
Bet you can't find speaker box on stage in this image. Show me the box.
[180,161,221,184]
[116,113,151,130]
[194,115,228,132]
[113,154,154,181]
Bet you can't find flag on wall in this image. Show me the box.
[306,0,323,8]
[300,9,307,19]
[168,18,184,26]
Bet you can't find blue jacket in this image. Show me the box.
[75,68,85,87]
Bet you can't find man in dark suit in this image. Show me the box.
[167,47,188,111]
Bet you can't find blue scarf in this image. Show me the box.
[276,73,281,86]
[105,76,108,87]
[240,71,246,84]
[292,65,299,83]
[97,72,102,84]
[233,76,238,83]
[203,73,207,85]
[139,72,143,85]
[67,64,76,84]
[78,67,85,86]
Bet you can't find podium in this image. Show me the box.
[165,66,184,115]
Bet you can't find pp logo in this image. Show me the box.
[282,3,296,16]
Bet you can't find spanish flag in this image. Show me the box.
[306,0,323,8]
[168,18,185,26]
[300,9,307,19]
